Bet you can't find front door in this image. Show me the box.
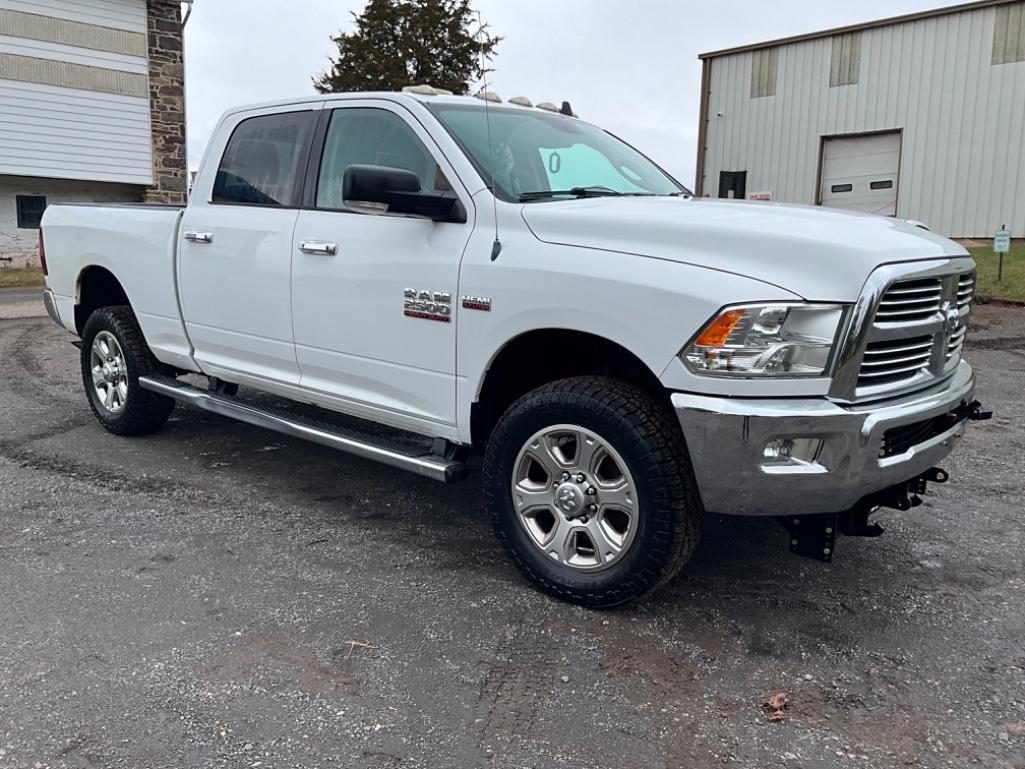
[179,108,317,386]
[718,170,747,200]
[290,101,474,430]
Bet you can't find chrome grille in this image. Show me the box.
[874,278,944,322]
[829,257,978,403]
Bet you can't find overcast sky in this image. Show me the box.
[182,0,957,187]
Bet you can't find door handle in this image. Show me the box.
[299,240,338,256]
[184,231,213,244]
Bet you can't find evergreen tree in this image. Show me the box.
[314,0,500,95]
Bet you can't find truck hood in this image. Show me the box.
[520,197,968,301]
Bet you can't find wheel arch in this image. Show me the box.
[75,265,131,335]
[471,328,667,450]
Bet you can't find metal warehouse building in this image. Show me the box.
[695,0,1025,238]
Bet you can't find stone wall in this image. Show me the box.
[144,0,187,204]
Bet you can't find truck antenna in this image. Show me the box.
[477,11,501,261]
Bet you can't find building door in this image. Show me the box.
[718,170,747,199]
[820,132,901,216]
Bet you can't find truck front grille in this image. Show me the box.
[847,265,976,401]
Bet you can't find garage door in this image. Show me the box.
[820,132,901,216]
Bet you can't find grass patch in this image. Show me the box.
[968,243,1025,303]
[0,267,45,289]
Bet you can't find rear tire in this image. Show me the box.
[80,306,174,436]
[484,376,703,607]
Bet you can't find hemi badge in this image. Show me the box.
[462,296,492,312]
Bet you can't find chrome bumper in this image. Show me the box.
[42,288,63,327]
[673,361,976,516]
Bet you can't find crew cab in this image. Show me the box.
[40,88,988,606]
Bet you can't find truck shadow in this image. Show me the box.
[153,404,916,616]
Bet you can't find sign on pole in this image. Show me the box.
[995,227,1011,283]
[994,229,1011,253]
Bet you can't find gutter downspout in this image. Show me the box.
[694,57,711,197]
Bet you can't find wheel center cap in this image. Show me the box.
[555,483,585,516]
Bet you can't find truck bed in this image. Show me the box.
[42,202,194,370]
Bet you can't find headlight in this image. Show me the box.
[683,303,845,377]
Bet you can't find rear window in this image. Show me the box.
[212,111,316,207]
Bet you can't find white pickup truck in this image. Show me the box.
[41,89,989,606]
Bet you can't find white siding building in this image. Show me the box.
[0,0,187,268]
[695,0,1025,239]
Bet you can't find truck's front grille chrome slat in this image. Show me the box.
[860,351,933,368]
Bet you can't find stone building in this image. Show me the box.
[0,0,188,268]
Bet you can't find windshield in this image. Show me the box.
[427,104,689,202]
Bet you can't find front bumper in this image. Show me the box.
[673,360,976,516]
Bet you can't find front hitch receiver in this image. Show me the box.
[779,467,950,563]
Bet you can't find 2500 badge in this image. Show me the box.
[404,288,452,322]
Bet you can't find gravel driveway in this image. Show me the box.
[1,296,1023,769]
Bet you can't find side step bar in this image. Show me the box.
[138,375,467,483]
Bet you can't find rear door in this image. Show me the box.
[820,132,901,216]
[290,100,474,429]
[178,107,317,386]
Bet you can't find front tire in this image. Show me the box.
[80,306,174,436]
[484,376,703,607]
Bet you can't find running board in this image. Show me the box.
[138,375,467,483]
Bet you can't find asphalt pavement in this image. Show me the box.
[0,299,1022,769]
[0,287,45,320]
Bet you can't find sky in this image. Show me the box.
[182,0,959,188]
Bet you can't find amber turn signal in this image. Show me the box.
[693,309,745,347]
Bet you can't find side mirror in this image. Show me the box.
[342,164,465,222]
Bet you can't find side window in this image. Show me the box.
[16,195,47,228]
[212,111,315,207]
[316,108,448,210]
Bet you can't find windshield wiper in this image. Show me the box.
[518,186,625,202]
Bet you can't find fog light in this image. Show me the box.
[763,437,823,467]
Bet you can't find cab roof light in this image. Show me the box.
[475,90,502,103]
[536,101,560,112]
[402,84,453,96]
[508,96,532,107]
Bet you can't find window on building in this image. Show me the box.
[992,2,1025,65]
[212,111,316,207]
[750,47,779,98]
[830,31,862,86]
[316,108,448,210]
[15,195,46,229]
